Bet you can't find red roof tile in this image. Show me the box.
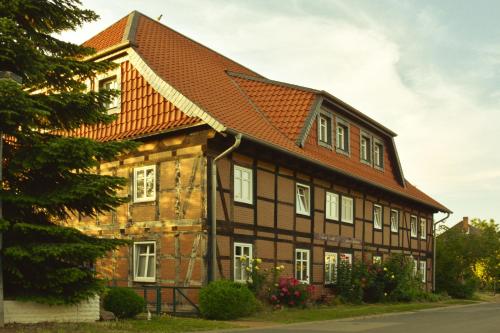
[83,14,128,52]
[73,61,198,141]
[82,11,449,213]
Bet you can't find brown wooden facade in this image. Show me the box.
[209,135,435,295]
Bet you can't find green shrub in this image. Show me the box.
[103,287,145,318]
[383,254,422,302]
[199,280,258,320]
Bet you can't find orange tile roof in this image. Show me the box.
[228,73,318,141]
[83,14,129,52]
[73,61,199,141]
[82,11,449,213]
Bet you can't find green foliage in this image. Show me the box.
[332,255,429,303]
[0,0,137,304]
[383,255,423,302]
[199,280,258,320]
[436,224,481,298]
[103,287,145,319]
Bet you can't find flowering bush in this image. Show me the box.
[331,255,426,303]
[269,276,314,308]
[239,258,314,308]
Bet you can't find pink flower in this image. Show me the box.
[289,300,295,306]
[294,290,301,297]
[270,295,277,302]
[281,287,289,294]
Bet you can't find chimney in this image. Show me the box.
[462,216,469,233]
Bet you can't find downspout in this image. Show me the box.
[210,133,242,281]
[433,212,450,292]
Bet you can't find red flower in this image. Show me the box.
[271,295,277,302]
[294,290,301,297]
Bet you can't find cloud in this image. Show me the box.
[59,0,500,224]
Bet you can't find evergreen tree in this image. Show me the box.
[0,0,136,304]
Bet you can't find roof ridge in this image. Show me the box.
[122,10,141,43]
[227,73,298,142]
[227,70,321,94]
[135,12,264,78]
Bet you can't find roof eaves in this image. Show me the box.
[83,40,131,61]
[296,94,323,147]
[391,137,406,187]
[127,48,226,133]
[226,127,451,213]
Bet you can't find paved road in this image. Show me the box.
[219,302,500,333]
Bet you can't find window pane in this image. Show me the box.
[235,260,242,280]
[146,168,155,198]
[234,169,242,199]
[136,170,145,198]
[147,255,155,277]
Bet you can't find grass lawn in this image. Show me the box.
[2,316,239,333]
[239,299,478,324]
[3,299,478,333]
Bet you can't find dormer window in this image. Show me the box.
[318,114,332,147]
[360,134,372,163]
[99,76,120,112]
[336,118,349,154]
[374,140,384,169]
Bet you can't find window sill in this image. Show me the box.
[296,211,311,217]
[340,220,354,224]
[391,230,399,234]
[133,197,156,204]
[335,148,350,157]
[234,200,254,207]
[318,141,333,150]
[133,278,156,283]
[106,107,120,115]
[373,226,383,231]
[360,159,372,166]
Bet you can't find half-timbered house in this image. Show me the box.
[69,11,451,301]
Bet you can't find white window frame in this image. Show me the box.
[373,204,383,230]
[360,134,372,163]
[133,241,156,282]
[318,114,332,146]
[390,209,399,233]
[325,192,339,220]
[336,121,349,153]
[420,260,427,283]
[373,255,382,264]
[341,196,354,223]
[296,183,311,216]
[133,165,156,203]
[295,249,310,283]
[234,242,253,282]
[373,140,384,169]
[234,165,253,205]
[410,215,418,238]
[324,252,338,284]
[420,218,427,240]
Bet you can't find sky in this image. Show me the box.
[60,0,500,227]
